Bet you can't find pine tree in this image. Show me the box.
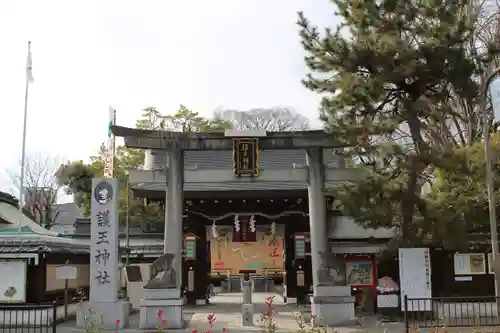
[56,106,229,224]
[298,0,480,249]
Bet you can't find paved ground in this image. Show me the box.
[7,293,496,332]
[54,292,406,333]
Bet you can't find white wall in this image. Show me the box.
[328,216,394,239]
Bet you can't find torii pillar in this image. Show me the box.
[307,147,355,326]
[164,149,184,289]
[140,149,185,330]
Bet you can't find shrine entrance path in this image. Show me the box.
[57,293,405,332]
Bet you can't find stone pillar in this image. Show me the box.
[141,149,185,330]
[165,149,184,287]
[242,280,252,304]
[83,178,129,329]
[306,147,328,290]
[306,148,355,326]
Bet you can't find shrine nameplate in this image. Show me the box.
[233,138,259,177]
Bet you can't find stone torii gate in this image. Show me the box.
[112,126,357,326]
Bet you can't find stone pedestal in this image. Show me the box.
[87,179,129,329]
[76,300,130,330]
[310,286,356,326]
[139,288,184,329]
[241,304,254,326]
[242,280,252,304]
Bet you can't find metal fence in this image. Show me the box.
[404,295,500,331]
[0,302,57,333]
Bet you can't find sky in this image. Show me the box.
[0,0,337,195]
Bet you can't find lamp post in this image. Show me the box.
[482,67,500,309]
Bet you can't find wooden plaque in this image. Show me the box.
[233,138,259,177]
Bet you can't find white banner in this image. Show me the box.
[104,107,116,178]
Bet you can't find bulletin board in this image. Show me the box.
[0,260,27,303]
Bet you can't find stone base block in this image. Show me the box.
[310,298,356,326]
[76,300,130,330]
[196,299,207,305]
[311,285,356,326]
[142,287,180,300]
[139,298,184,329]
[316,285,351,297]
[241,303,254,326]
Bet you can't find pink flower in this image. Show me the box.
[223,328,229,332]
[207,313,216,324]
[157,308,165,319]
[265,296,275,305]
[192,330,199,333]
[115,319,121,324]
[162,319,167,324]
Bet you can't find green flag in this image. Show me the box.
[108,119,113,137]
[108,107,116,137]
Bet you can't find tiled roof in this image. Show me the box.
[0,226,34,234]
[0,192,19,207]
[0,202,60,237]
[0,238,89,254]
[139,181,309,192]
[145,149,343,170]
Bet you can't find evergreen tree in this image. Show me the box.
[298,0,482,249]
[56,106,228,225]
[164,105,232,132]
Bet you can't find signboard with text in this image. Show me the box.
[90,178,119,303]
[56,265,77,280]
[454,253,486,275]
[184,234,199,261]
[399,248,432,311]
[233,138,259,177]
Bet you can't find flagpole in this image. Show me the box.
[112,108,116,171]
[18,41,32,234]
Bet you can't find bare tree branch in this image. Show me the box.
[214,107,311,131]
[7,154,63,229]
[423,0,500,149]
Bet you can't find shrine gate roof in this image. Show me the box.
[111,126,343,150]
